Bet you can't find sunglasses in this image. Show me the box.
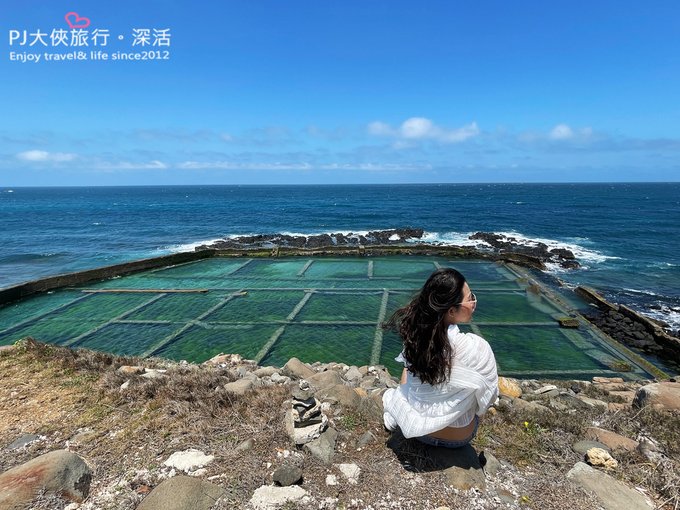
[457,292,477,307]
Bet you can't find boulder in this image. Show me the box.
[6,434,41,450]
[304,428,338,465]
[608,390,636,403]
[633,382,680,411]
[566,462,653,510]
[141,368,167,379]
[0,450,92,508]
[163,449,215,473]
[307,370,344,390]
[337,463,360,484]
[498,377,522,398]
[344,366,363,384]
[510,397,552,414]
[281,358,315,380]
[356,431,377,448]
[317,384,362,409]
[249,485,309,510]
[584,427,639,454]
[441,446,487,491]
[534,384,559,395]
[137,475,225,510]
[272,464,303,487]
[253,366,278,377]
[117,365,145,375]
[224,378,254,396]
[270,373,291,385]
[479,451,501,477]
[575,396,608,411]
[572,440,610,456]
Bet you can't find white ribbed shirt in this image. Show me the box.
[382,324,499,438]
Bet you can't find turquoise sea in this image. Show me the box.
[1,183,679,331]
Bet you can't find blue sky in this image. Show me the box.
[1,1,679,185]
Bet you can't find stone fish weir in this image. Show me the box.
[197,229,581,269]
[0,228,676,377]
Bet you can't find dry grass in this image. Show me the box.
[1,338,679,509]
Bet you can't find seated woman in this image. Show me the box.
[382,267,498,448]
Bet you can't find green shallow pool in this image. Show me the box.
[0,256,653,379]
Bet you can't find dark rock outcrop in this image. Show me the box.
[469,232,579,269]
[198,228,425,251]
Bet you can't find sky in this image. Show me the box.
[1,1,679,185]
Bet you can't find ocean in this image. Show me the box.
[1,183,679,331]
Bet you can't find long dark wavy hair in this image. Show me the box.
[383,268,467,385]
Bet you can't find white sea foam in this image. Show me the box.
[622,287,663,297]
[412,230,620,265]
[645,306,680,331]
[161,238,226,253]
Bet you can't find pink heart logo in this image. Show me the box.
[64,12,91,29]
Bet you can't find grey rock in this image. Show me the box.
[137,475,226,510]
[511,397,552,414]
[270,372,291,385]
[359,375,378,389]
[307,370,344,390]
[253,366,278,378]
[576,396,608,411]
[249,485,309,510]
[224,378,254,396]
[285,408,328,445]
[272,464,303,486]
[572,440,610,456]
[291,387,314,401]
[6,434,41,450]
[479,451,501,477]
[281,358,315,380]
[566,462,653,510]
[304,428,338,465]
[441,445,487,490]
[317,383,362,409]
[236,438,254,452]
[337,463,361,484]
[534,384,559,394]
[356,431,376,448]
[0,449,92,508]
[344,366,363,384]
[141,368,167,379]
[235,366,250,378]
[164,449,214,472]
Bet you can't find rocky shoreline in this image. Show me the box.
[196,229,580,269]
[1,339,679,510]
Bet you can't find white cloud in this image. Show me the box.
[16,150,77,162]
[178,161,431,171]
[178,161,313,170]
[368,117,479,144]
[549,124,574,140]
[93,160,167,171]
[400,117,434,139]
[367,121,394,136]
